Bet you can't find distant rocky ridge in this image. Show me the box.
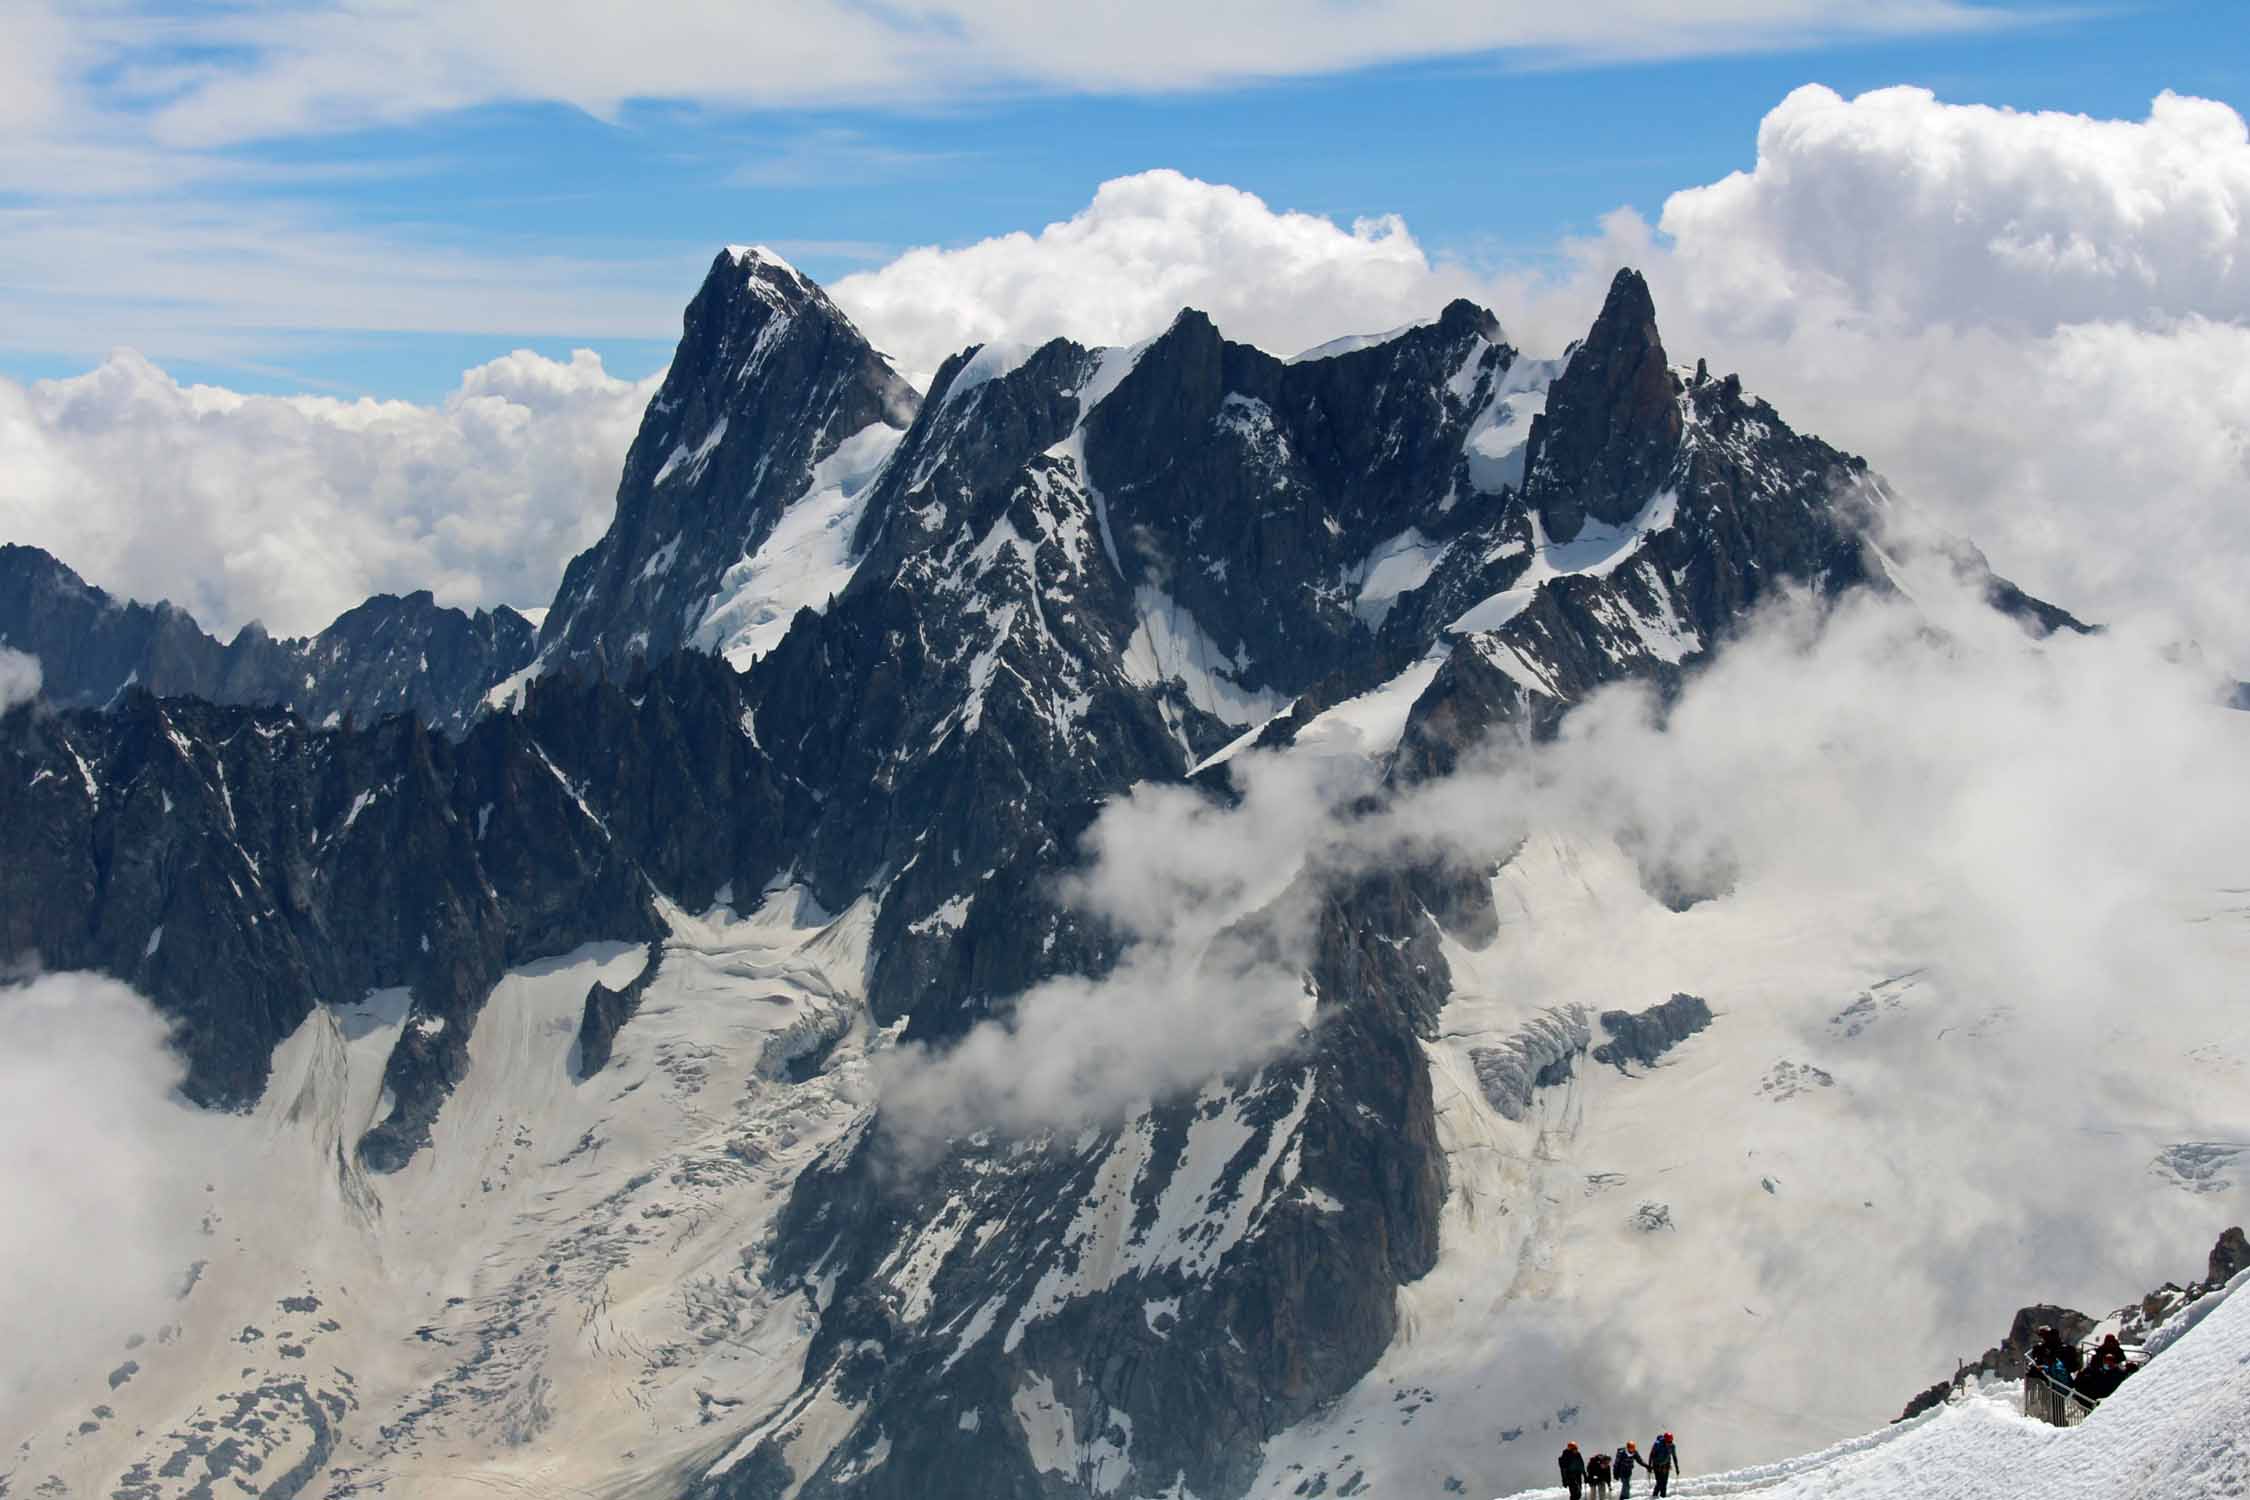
[0,543,536,737]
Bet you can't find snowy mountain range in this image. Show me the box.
[3,245,2244,1500]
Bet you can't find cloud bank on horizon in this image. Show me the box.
[0,350,659,642]
[1,84,2245,662]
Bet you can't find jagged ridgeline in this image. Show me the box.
[0,249,2074,1499]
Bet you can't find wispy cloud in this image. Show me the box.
[0,200,699,366]
[46,3,2023,152]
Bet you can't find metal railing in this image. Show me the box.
[2022,1365,2101,1427]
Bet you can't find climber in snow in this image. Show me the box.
[1559,1440,1587,1499]
[1648,1431,1681,1496]
[1586,1445,1614,1496]
[1613,1440,1648,1498]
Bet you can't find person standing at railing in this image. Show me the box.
[2075,1334,2141,1400]
[2027,1325,2082,1382]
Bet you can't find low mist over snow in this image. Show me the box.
[0,972,238,1407]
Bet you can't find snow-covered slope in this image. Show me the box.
[1494,1269,2250,1499]
[4,889,878,1499]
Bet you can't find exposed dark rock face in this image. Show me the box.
[2209,1225,2249,1284]
[576,939,663,1076]
[704,873,1448,1500]
[0,653,794,1160]
[537,248,919,671]
[1592,993,1714,1071]
[0,544,536,735]
[1523,270,1683,542]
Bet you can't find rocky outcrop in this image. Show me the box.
[2210,1226,2249,1284]
[576,940,663,1076]
[1895,1226,2249,1421]
[1592,993,1714,1071]
[1522,269,1683,542]
[1469,1006,1593,1120]
[0,544,536,735]
[0,652,793,1160]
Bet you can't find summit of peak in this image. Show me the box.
[702,244,820,312]
[725,243,803,279]
[1520,264,1682,541]
[1437,297,1503,343]
[1586,267,1661,353]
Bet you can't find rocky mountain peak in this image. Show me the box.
[535,244,921,671]
[1523,266,1683,541]
[1436,295,1503,342]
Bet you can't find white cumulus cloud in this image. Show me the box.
[881,561,2250,1155]
[829,169,1487,385]
[1660,83,2250,336]
[0,347,659,638]
[1611,86,2250,664]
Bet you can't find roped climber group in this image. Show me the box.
[1558,1432,1678,1499]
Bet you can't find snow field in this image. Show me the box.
[12,887,884,1500]
[694,420,906,668]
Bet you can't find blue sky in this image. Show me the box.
[3,0,2243,402]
